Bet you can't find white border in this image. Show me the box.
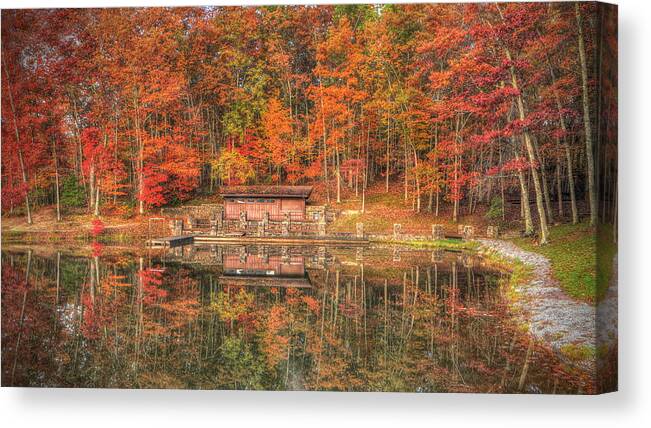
[2,1,649,427]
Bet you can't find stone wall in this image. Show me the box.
[161,205,223,223]
[216,204,333,236]
[306,205,337,223]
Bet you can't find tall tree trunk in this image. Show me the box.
[555,158,564,219]
[362,122,370,213]
[533,137,554,222]
[134,93,145,215]
[89,163,95,213]
[564,143,578,224]
[94,183,100,217]
[413,149,421,213]
[576,2,597,226]
[385,112,390,193]
[538,26,579,224]
[452,116,460,223]
[2,55,32,224]
[504,48,549,243]
[403,138,408,203]
[518,168,534,236]
[319,81,330,203]
[52,138,61,221]
[335,144,341,204]
[17,149,32,225]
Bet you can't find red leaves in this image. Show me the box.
[91,241,104,258]
[91,219,105,236]
[140,165,168,209]
[302,295,320,314]
[487,157,536,176]
[139,268,168,304]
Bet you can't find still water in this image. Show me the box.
[1,244,590,392]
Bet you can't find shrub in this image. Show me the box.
[60,175,86,209]
[485,196,504,220]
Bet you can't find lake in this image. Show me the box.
[1,243,590,393]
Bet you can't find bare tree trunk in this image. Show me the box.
[452,116,460,223]
[335,144,341,204]
[576,2,597,226]
[496,6,548,242]
[94,183,100,217]
[564,143,578,224]
[505,49,549,243]
[518,169,534,235]
[538,25,579,224]
[89,163,96,213]
[413,149,421,213]
[556,158,564,219]
[134,93,145,215]
[319,81,330,203]
[362,122,370,213]
[534,137,554,222]
[70,95,84,183]
[385,112,390,193]
[403,138,409,203]
[17,149,32,224]
[52,138,61,221]
[2,55,32,224]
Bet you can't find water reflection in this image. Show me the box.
[1,245,591,392]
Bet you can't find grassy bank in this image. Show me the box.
[373,237,479,252]
[1,207,156,245]
[511,222,616,304]
[326,188,506,235]
[477,248,534,304]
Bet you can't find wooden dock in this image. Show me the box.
[146,235,196,248]
[147,233,369,247]
[194,234,369,246]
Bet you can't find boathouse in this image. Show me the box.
[220,185,313,221]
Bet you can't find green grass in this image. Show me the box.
[512,222,616,304]
[329,211,394,233]
[478,249,534,303]
[384,238,479,251]
[560,343,597,362]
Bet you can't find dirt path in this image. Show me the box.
[478,239,617,374]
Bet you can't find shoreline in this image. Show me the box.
[477,238,618,379]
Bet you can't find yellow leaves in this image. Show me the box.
[261,97,295,170]
[211,288,255,323]
[214,150,255,185]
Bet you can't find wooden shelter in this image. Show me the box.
[220,185,313,221]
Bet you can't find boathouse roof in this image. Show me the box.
[219,185,313,199]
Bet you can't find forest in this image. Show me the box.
[1,3,617,244]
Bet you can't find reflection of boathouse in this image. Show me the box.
[220,251,311,288]
[220,185,313,221]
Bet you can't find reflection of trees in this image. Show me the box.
[2,249,592,392]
